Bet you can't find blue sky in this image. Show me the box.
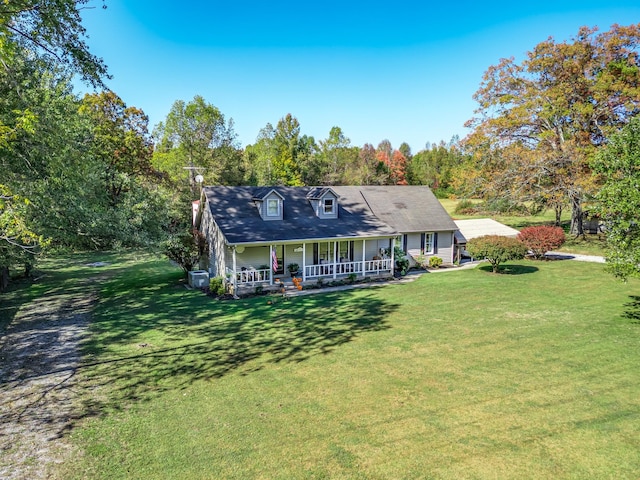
[79,1,640,153]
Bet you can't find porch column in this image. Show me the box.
[362,239,366,277]
[269,244,274,285]
[333,241,337,279]
[232,246,237,291]
[390,238,395,274]
[451,232,455,263]
[302,243,307,282]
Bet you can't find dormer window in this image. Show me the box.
[267,198,279,217]
[307,187,339,219]
[323,198,335,214]
[253,188,284,221]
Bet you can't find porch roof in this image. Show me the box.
[202,186,398,245]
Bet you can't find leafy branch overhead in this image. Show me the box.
[0,0,109,87]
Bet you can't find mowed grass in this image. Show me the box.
[39,253,640,479]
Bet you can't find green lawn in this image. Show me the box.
[25,252,634,479]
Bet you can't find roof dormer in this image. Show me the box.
[253,188,284,221]
[306,187,339,219]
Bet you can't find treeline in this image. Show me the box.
[152,103,466,195]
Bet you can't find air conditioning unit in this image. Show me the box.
[188,270,209,288]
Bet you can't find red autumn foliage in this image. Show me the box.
[517,225,566,259]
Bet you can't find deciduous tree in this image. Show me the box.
[0,0,109,86]
[466,235,528,273]
[592,115,640,279]
[80,91,156,206]
[153,96,238,196]
[464,24,640,234]
[272,114,304,186]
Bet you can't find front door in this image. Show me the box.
[275,244,284,275]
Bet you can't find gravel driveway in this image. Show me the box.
[0,274,101,479]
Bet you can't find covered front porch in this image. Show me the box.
[224,238,395,291]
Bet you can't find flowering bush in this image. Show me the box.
[517,226,566,259]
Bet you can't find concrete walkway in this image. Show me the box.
[545,252,606,263]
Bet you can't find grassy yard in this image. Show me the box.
[12,252,631,479]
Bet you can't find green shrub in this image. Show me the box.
[466,235,528,273]
[393,246,410,275]
[454,199,478,215]
[209,276,226,296]
[480,198,528,215]
[517,226,566,259]
[428,256,443,268]
[413,254,428,269]
[162,229,205,276]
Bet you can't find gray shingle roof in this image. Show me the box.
[202,186,396,245]
[306,187,336,199]
[332,186,458,233]
[202,185,457,245]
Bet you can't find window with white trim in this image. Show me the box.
[267,198,279,217]
[323,198,335,214]
[423,233,434,254]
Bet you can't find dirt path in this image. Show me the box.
[0,275,101,479]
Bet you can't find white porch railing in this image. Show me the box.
[226,267,271,285]
[227,259,393,285]
[304,258,392,279]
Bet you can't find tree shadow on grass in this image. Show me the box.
[622,295,640,324]
[1,253,398,439]
[478,264,539,275]
[75,283,398,422]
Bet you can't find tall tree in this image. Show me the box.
[592,116,640,279]
[357,143,383,185]
[153,95,237,196]
[399,142,413,163]
[309,126,352,185]
[80,91,156,206]
[243,123,277,185]
[389,150,408,185]
[375,140,392,184]
[410,138,466,194]
[272,114,304,186]
[464,24,640,233]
